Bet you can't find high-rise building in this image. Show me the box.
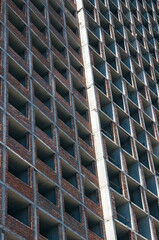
[1,0,159,239]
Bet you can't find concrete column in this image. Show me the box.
[76,1,117,239]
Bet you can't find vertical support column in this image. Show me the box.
[50,36,65,240]
[2,1,7,238]
[76,1,117,239]
[49,1,65,239]
[26,0,37,239]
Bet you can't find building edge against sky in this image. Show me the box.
[1,0,159,239]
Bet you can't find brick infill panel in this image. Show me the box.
[68,45,83,63]
[29,2,47,25]
[61,178,82,201]
[50,25,65,45]
[64,212,85,237]
[7,21,28,46]
[82,166,99,186]
[65,9,78,26]
[73,88,88,107]
[33,97,54,120]
[36,158,58,184]
[66,26,80,45]
[59,148,77,169]
[84,196,103,217]
[7,47,29,72]
[49,6,63,25]
[7,136,32,164]
[55,92,72,113]
[76,112,90,132]
[7,73,30,99]
[88,229,104,240]
[7,0,27,23]
[6,172,34,201]
[78,137,95,157]
[32,71,51,94]
[52,47,68,67]
[31,46,50,69]
[30,23,48,46]
[34,127,56,151]
[7,104,31,130]
[70,66,85,85]
[37,193,61,220]
[6,215,34,240]
[54,69,70,89]
[57,118,75,140]
[36,158,58,183]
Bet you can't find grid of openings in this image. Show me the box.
[83,0,159,239]
[0,0,104,240]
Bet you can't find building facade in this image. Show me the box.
[0,0,159,239]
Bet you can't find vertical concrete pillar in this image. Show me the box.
[76,1,117,239]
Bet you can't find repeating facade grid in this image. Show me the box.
[1,0,159,240]
[79,0,159,239]
[0,0,104,239]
